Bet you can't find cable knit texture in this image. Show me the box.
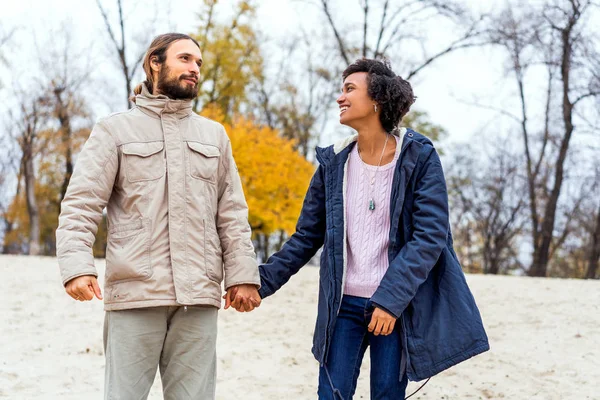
[345,135,400,298]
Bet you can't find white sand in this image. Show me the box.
[1,254,599,399]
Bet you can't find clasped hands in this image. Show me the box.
[223,284,261,312]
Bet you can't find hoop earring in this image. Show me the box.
[373,104,378,113]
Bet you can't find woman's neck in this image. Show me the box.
[356,126,390,157]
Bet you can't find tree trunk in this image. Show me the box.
[585,205,600,279]
[23,144,40,255]
[55,89,73,205]
[528,25,576,277]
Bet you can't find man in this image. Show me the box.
[56,33,261,399]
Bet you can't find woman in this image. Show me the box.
[256,59,489,399]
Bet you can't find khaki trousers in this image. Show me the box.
[103,306,218,400]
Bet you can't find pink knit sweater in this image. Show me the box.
[344,135,401,298]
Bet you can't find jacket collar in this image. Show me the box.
[134,83,194,119]
[316,127,409,166]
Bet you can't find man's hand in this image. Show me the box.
[367,307,397,336]
[65,275,103,302]
[223,284,261,312]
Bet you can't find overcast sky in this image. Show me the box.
[1,0,597,150]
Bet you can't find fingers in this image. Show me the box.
[91,278,103,300]
[224,287,239,310]
[225,285,261,312]
[368,316,377,333]
[386,319,396,335]
[223,290,232,310]
[65,276,97,302]
[373,319,385,336]
[368,308,397,336]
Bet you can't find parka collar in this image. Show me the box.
[134,82,194,119]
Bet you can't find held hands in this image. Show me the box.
[223,284,261,312]
[65,275,103,302]
[368,307,397,336]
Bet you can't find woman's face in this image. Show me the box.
[337,72,376,129]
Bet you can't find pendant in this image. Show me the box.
[369,199,375,211]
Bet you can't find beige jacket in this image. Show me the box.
[56,84,260,311]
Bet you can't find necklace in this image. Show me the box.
[357,134,390,211]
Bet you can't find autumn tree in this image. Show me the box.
[201,106,315,261]
[4,91,53,255]
[36,22,93,204]
[192,0,263,117]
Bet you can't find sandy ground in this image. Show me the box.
[1,254,599,399]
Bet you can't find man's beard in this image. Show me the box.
[156,65,199,100]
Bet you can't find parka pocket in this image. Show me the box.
[186,141,220,183]
[105,219,151,284]
[121,141,165,183]
[204,219,223,283]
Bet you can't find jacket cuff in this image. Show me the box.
[370,301,399,319]
[58,250,98,286]
[223,255,260,290]
[369,292,402,319]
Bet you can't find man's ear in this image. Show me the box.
[150,56,161,73]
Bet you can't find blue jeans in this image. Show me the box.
[318,295,408,400]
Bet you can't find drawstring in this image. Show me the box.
[405,378,431,399]
[322,364,344,400]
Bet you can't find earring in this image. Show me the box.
[373,104,378,113]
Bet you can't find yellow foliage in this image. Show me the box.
[2,127,109,256]
[192,0,263,117]
[201,105,315,236]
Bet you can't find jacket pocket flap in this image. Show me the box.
[122,142,164,157]
[187,142,220,158]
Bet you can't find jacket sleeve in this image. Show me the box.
[56,121,119,286]
[258,164,326,299]
[216,135,260,290]
[370,145,449,318]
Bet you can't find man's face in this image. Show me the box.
[156,39,202,100]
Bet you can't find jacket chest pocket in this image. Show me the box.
[121,142,165,183]
[186,142,220,183]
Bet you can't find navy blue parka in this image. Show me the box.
[258,129,489,381]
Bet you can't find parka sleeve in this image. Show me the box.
[370,145,449,318]
[258,164,326,299]
[216,133,261,290]
[56,121,119,286]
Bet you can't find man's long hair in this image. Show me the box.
[131,33,201,102]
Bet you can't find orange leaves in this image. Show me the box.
[202,107,314,236]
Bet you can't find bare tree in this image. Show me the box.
[6,91,51,255]
[34,22,94,206]
[447,141,526,275]
[310,0,489,79]
[0,26,16,89]
[254,31,339,158]
[487,1,600,277]
[96,0,155,109]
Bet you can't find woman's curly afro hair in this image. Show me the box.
[342,58,416,134]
